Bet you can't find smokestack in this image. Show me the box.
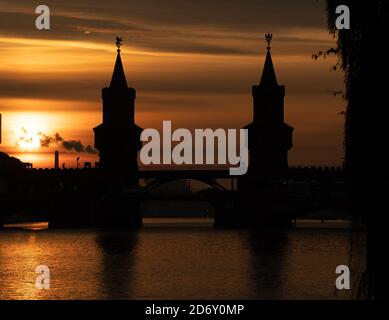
[54,150,59,169]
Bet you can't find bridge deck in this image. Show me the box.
[2,167,345,182]
[138,170,232,179]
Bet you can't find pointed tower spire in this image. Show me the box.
[259,33,278,87]
[110,37,128,89]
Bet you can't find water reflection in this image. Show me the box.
[95,231,138,299]
[0,222,365,300]
[0,232,44,300]
[246,230,288,299]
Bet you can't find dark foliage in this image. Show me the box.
[325,0,388,299]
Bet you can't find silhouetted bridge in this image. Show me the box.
[0,166,346,229]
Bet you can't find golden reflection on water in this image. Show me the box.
[0,229,104,300]
[0,233,47,300]
[0,221,366,300]
[3,222,48,231]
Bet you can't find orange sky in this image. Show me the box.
[0,0,345,168]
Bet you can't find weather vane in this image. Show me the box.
[265,33,272,49]
[116,37,123,52]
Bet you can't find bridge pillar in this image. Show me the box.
[213,181,292,229]
[47,174,143,229]
[95,189,142,229]
[48,191,97,229]
[238,180,292,228]
[212,192,253,229]
[91,174,143,229]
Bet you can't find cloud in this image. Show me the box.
[15,129,98,154]
[0,0,336,104]
[61,139,96,154]
[39,132,63,147]
[1,0,344,166]
[0,74,103,102]
[0,0,330,55]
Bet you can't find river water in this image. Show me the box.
[0,219,366,300]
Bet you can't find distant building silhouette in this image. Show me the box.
[54,151,59,169]
[244,34,293,181]
[0,152,30,172]
[94,43,143,174]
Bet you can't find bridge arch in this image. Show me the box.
[142,177,228,192]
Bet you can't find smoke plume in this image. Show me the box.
[16,129,98,154]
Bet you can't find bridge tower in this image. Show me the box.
[244,34,293,182]
[230,34,294,228]
[93,39,143,228]
[94,41,143,175]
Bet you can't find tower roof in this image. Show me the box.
[110,51,128,89]
[259,48,278,87]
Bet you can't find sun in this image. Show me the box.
[5,112,53,151]
[16,127,41,150]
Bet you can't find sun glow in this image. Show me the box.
[3,112,53,151]
[16,127,41,150]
